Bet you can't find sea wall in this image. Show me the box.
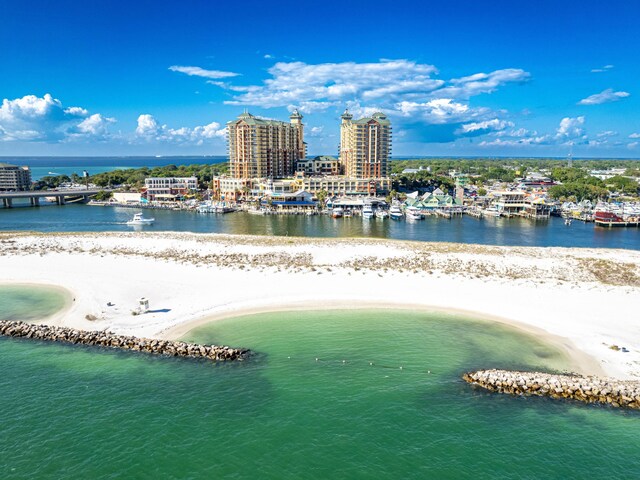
[463,369,640,409]
[0,320,250,361]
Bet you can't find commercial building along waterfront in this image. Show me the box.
[0,162,32,191]
[213,109,392,200]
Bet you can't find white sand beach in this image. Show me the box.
[1,231,639,379]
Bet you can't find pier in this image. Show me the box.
[0,188,111,208]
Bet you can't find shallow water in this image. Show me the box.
[1,308,638,479]
[0,284,69,321]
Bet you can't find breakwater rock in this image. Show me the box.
[463,369,640,409]
[0,320,250,361]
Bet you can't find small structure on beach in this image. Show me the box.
[138,297,149,314]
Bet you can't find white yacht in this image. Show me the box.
[331,207,344,218]
[389,204,404,220]
[405,207,424,221]
[126,212,155,225]
[362,204,374,219]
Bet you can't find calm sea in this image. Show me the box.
[1,298,639,479]
[0,156,226,180]
[0,203,639,250]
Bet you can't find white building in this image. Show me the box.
[144,177,198,201]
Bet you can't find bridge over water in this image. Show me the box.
[0,189,112,208]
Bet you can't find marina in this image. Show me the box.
[2,202,640,249]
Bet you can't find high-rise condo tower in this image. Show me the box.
[339,110,391,179]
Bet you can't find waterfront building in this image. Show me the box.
[227,111,306,180]
[302,175,391,196]
[404,188,462,211]
[295,156,341,176]
[215,109,392,201]
[339,110,391,179]
[0,162,32,191]
[144,177,198,201]
[111,192,144,204]
[261,190,316,212]
[524,196,552,219]
[490,191,527,215]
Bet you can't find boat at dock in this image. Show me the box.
[362,204,374,219]
[331,207,344,218]
[126,212,154,225]
[375,209,389,219]
[405,207,423,221]
[389,204,403,220]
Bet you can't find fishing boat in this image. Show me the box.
[389,204,403,220]
[331,207,344,218]
[126,212,155,225]
[362,204,374,219]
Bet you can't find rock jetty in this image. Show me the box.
[0,320,250,361]
[463,369,640,410]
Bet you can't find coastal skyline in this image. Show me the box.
[1,0,640,157]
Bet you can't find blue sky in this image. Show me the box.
[1,0,639,158]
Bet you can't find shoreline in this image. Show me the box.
[1,231,638,379]
[162,299,605,377]
[0,282,75,324]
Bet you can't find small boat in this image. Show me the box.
[405,207,424,221]
[126,212,154,225]
[362,204,374,219]
[389,204,404,220]
[375,209,389,219]
[332,207,344,218]
[343,210,352,218]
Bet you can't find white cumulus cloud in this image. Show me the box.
[216,59,529,110]
[578,88,630,105]
[135,114,226,145]
[458,118,514,134]
[556,116,585,138]
[0,93,114,142]
[201,59,530,138]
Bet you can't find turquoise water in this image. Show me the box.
[0,284,69,321]
[1,308,639,478]
[1,156,225,180]
[1,203,639,249]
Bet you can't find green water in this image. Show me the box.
[1,309,639,479]
[0,284,69,321]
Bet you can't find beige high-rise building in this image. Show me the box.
[339,110,391,179]
[227,110,306,179]
[0,162,31,191]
